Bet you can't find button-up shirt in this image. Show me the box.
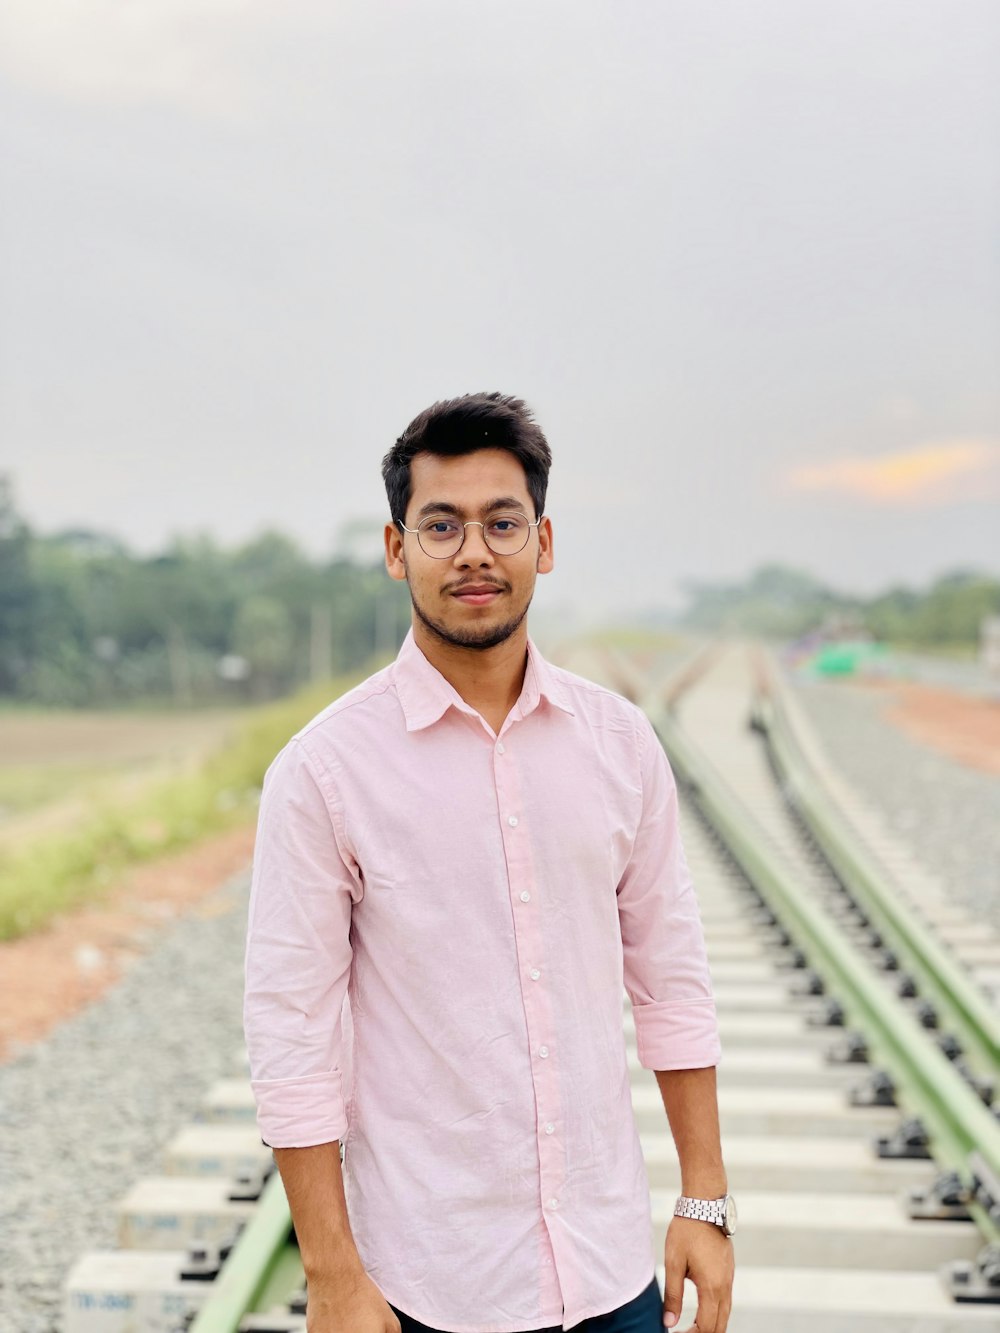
[243,630,720,1332]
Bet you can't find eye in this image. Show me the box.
[420,517,462,539]
[487,514,526,535]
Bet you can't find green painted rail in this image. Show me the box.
[188,1171,295,1333]
[641,689,1000,1245]
[753,656,1000,1082]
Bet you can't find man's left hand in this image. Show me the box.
[661,1215,734,1332]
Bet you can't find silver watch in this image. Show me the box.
[673,1193,737,1237]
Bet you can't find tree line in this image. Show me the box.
[3,473,996,708]
[677,563,1000,646]
[0,477,411,707]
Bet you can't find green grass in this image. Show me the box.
[0,668,369,942]
[587,625,684,652]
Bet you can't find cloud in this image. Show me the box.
[783,439,1000,506]
[0,0,263,117]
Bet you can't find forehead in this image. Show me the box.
[406,449,531,514]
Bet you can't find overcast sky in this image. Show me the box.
[1,1,998,620]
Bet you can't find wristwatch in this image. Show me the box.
[673,1193,737,1237]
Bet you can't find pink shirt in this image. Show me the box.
[243,630,720,1332]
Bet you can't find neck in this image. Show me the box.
[411,618,530,731]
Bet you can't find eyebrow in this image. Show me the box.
[414,496,529,520]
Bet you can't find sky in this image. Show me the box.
[1,1,998,622]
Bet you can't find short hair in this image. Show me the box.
[382,391,552,525]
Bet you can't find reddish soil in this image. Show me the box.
[856,678,1000,778]
[0,822,255,1064]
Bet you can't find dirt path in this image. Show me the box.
[0,823,255,1064]
[0,707,243,849]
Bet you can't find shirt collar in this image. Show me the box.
[393,628,575,733]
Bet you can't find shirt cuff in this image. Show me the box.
[632,998,722,1071]
[251,1069,348,1148]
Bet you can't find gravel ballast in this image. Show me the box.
[0,870,252,1332]
[788,673,1000,932]
[3,652,996,1330]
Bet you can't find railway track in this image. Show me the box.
[62,638,1000,1331]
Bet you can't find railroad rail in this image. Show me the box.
[607,637,1000,1322]
[62,637,1000,1331]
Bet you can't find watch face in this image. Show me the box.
[725,1195,737,1236]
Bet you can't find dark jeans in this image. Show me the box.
[388,1274,662,1333]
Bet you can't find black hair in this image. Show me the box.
[382,391,551,524]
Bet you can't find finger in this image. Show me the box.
[694,1293,719,1333]
[716,1293,732,1333]
[663,1256,686,1328]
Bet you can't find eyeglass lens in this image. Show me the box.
[417,513,533,558]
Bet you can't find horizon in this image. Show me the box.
[7,472,997,616]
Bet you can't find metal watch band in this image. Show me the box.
[674,1195,724,1225]
[673,1193,736,1236]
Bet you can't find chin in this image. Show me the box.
[416,598,530,651]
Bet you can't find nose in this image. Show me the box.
[453,522,495,569]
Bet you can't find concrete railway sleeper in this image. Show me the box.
[62,639,1000,1331]
[601,638,1000,1326]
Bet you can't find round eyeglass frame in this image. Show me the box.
[397,514,543,559]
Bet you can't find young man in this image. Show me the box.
[243,392,734,1333]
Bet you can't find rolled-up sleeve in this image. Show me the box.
[617,712,721,1072]
[243,737,361,1148]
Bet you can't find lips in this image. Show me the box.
[450,582,505,605]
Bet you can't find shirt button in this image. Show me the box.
[520,891,531,903]
[544,1123,555,1134]
[548,1197,559,1209]
[538,1045,549,1058]
[530,968,540,980]
[507,815,518,827]
[497,742,505,755]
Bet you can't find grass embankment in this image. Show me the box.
[0,669,367,942]
[588,626,684,652]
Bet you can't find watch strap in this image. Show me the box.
[673,1193,734,1235]
[674,1195,723,1223]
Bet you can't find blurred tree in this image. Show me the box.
[679,562,999,649]
[231,595,297,699]
[0,476,34,694]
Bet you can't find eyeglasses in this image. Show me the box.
[398,512,543,559]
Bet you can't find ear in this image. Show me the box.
[385,522,407,582]
[536,516,554,576]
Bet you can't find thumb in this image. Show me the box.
[663,1255,685,1328]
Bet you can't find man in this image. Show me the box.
[243,392,734,1333]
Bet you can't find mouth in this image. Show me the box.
[449,583,506,606]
